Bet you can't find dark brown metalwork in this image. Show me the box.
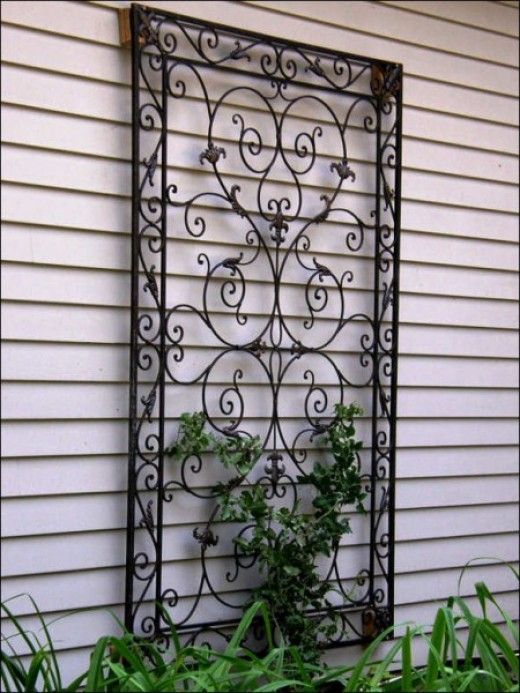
[126,3,402,649]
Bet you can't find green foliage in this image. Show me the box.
[167,404,367,663]
[2,569,519,692]
[166,412,263,477]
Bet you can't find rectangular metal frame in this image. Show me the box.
[126,2,402,648]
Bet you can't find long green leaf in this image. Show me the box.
[344,622,405,692]
[26,594,63,692]
[25,650,48,692]
[85,636,110,692]
[0,649,26,693]
[400,627,413,692]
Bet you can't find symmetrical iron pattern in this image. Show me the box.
[126,4,402,649]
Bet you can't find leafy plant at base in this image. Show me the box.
[166,403,367,662]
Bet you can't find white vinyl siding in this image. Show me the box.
[1,0,518,681]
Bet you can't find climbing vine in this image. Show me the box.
[165,403,366,662]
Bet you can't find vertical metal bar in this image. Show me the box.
[155,60,168,630]
[368,92,382,608]
[387,69,403,630]
[125,4,140,633]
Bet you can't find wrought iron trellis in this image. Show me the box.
[126,3,402,649]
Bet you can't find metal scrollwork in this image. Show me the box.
[126,4,402,649]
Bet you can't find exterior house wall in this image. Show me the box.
[1,0,519,680]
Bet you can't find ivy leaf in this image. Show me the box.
[283,566,300,576]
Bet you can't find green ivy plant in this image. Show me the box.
[166,403,366,663]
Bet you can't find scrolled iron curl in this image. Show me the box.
[259,48,278,77]
[163,456,218,501]
[378,247,393,273]
[363,113,377,134]
[303,369,329,421]
[333,55,353,86]
[218,369,245,424]
[379,224,395,251]
[140,615,156,636]
[139,223,164,254]
[376,532,390,560]
[180,197,208,238]
[198,25,220,57]
[167,75,186,100]
[165,341,184,365]
[379,326,393,352]
[359,330,376,373]
[303,273,330,330]
[382,142,397,170]
[137,315,161,346]
[136,458,160,491]
[239,228,263,266]
[136,344,155,372]
[140,195,164,228]
[133,552,156,581]
[373,588,385,604]
[376,456,389,480]
[220,269,248,326]
[139,102,161,132]
[226,523,259,583]
[295,233,311,258]
[161,588,179,609]
[379,355,393,380]
[290,125,323,174]
[376,429,388,449]
[232,113,274,175]
[164,318,184,348]
[143,431,161,457]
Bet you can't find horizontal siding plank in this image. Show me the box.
[2,489,518,538]
[3,103,518,185]
[92,0,520,96]
[396,445,519,478]
[4,0,518,68]
[2,383,518,421]
[2,264,518,329]
[1,18,518,128]
[245,0,519,67]
[2,447,518,500]
[3,143,517,214]
[2,561,517,621]
[3,222,519,276]
[2,306,518,359]
[380,1,520,37]
[1,332,518,391]
[2,527,518,580]
[0,0,118,45]
[3,176,518,243]
[4,381,519,420]
[2,63,519,157]
[1,418,518,458]
[2,222,519,289]
[2,237,518,301]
